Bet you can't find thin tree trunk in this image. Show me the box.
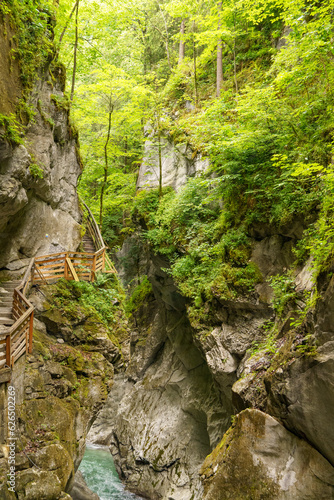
[124,136,128,170]
[70,0,79,102]
[233,11,238,98]
[158,128,162,197]
[156,0,171,70]
[58,0,78,49]
[192,22,198,107]
[216,1,223,97]
[178,19,185,65]
[100,104,113,228]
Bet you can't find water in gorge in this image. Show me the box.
[79,444,143,499]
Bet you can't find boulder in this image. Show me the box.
[68,471,99,500]
[200,409,334,500]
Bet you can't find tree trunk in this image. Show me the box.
[233,10,239,98]
[156,0,171,70]
[58,0,78,49]
[70,0,79,102]
[192,22,198,107]
[216,1,223,97]
[99,103,113,228]
[158,126,162,197]
[178,19,185,65]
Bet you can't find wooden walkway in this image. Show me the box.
[0,202,116,383]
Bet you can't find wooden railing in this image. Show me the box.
[0,259,34,376]
[0,203,117,382]
[82,201,105,251]
[81,200,117,274]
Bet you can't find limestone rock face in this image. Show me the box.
[267,341,334,468]
[90,255,228,500]
[0,67,81,268]
[137,133,208,192]
[200,409,334,500]
[0,282,121,499]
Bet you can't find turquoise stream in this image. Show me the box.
[79,444,142,499]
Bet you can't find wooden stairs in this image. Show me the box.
[82,234,95,253]
[0,281,20,326]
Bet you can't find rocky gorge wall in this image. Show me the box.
[89,139,334,500]
[0,280,124,499]
[0,19,81,270]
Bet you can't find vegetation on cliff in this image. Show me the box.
[54,0,334,318]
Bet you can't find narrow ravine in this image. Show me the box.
[79,444,143,500]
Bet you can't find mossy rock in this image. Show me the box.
[200,409,334,500]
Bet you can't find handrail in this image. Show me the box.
[81,200,105,251]
[18,257,35,292]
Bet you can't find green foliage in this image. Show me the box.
[125,275,153,316]
[269,274,297,316]
[29,163,44,178]
[249,323,278,357]
[134,180,262,305]
[3,0,54,90]
[0,114,23,145]
[50,93,70,111]
[295,334,317,357]
[52,0,334,318]
[53,276,126,328]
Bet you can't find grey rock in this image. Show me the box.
[88,374,133,446]
[251,234,295,278]
[104,262,229,500]
[137,134,209,192]
[267,341,334,468]
[200,409,334,500]
[69,471,99,500]
[0,72,81,268]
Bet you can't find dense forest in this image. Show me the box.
[3,0,334,314]
[52,0,334,326]
[2,0,334,498]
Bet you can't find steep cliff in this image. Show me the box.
[0,8,81,270]
[89,138,334,500]
[0,278,127,499]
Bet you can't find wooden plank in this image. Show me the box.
[37,262,65,270]
[9,307,34,335]
[35,264,48,284]
[68,251,96,257]
[34,273,64,280]
[13,344,26,363]
[38,271,66,278]
[35,252,67,260]
[29,310,34,353]
[12,337,26,354]
[66,258,79,282]
[12,332,26,349]
[6,335,11,366]
[12,323,29,343]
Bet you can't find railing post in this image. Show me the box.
[5,334,11,367]
[102,248,106,272]
[92,254,96,282]
[64,253,68,280]
[28,311,34,354]
[31,264,35,286]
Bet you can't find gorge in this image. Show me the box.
[1,1,334,500]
